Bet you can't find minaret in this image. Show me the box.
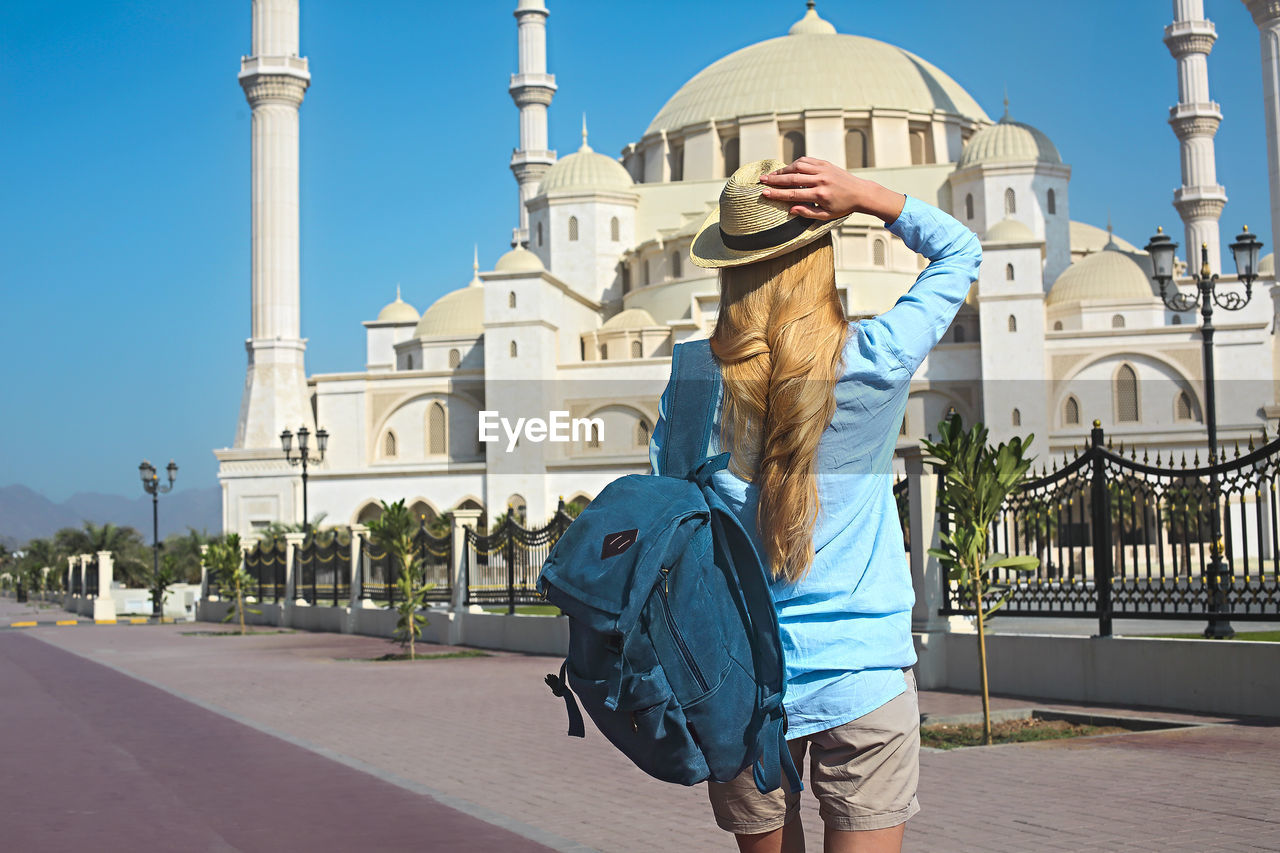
[234,0,313,449]
[1244,1,1280,260]
[509,0,557,247]
[1165,0,1227,272]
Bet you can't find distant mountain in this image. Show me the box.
[0,484,222,547]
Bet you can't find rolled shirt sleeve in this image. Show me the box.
[862,195,983,374]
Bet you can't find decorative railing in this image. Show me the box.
[245,538,286,603]
[361,523,451,607]
[294,530,352,606]
[941,424,1280,632]
[465,509,575,612]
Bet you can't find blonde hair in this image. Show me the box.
[709,234,847,583]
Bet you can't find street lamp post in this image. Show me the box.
[138,459,178,620]
[1143,226,1262,639]
[280,425,328,533]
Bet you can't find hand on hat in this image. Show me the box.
[759,157,906,225]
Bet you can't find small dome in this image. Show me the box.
[539,135,633,195]
[1070,221,1140,255]
[958,115,1061,169]
[1259,253,1274,276]
[984,217,1038,244]
[494,246,545,273]
[789,2,836,35]
[600,308,657,331]
[414,272,484,338]
[375,287,420,324]
[1047,244,1157,306]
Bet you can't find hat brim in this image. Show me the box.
[689,204,849,269]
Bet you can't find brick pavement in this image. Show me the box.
[25,623,1280,852]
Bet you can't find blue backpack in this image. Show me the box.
[538,339,802,795]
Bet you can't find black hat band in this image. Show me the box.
[719,215,813,251]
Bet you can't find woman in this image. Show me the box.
[648,157,981,853]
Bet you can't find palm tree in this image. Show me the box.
[54,522,150,587]
[366,500,431,659]
[161,527,214,584]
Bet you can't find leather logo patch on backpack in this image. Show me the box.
[600,529,638,559]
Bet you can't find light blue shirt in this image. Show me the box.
[649,196,982,737]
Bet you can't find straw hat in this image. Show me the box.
[690,159,849,269]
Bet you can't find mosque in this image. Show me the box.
[216,0,1280,537]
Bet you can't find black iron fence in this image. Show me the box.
[70,566,81,596]
[465,508,574,613]
[940,424,1280,634]
[360,522,452,606]
[294,530,352,606]
[84,556,98,597]
[245,538,286,603]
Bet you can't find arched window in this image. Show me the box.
[357,502,384,524]
[427,402,447,455]
[909,130,926,165]
[1005,263,1015,281]
[600,343,608,361]
[1004,188,1016,215]
[642,259,650,286]
[610,217,619,241]
[384,430,398,458]
[1012,408,1022,426]
[636,418,649,446]
[536,222,543,247]
[1112,314,1125,328]
[1047,188,1056,215]
[671,251,682,279]
[448,348,460,368]
[872,239,886,267]
[1007,314,1017,332]
[1171,314,1183,325]
[1175,391,1193,421]
[631,340,642,358]
[722,137,740,177]
[568,216,579,241]
[965,193,974,220]
[899,416,908,436]
[954,325,967,343]
[669,143,684,181]
[510,340,518,358]
[1053,320,1063,331]
[586,421,601,449]
[1116,364,1139,422]
[508,291,516,309]
[579,339,585,361]
[405,354,414,370]
[845,129,867,169]
[782,130,805,162]
[1064,396,1080,425]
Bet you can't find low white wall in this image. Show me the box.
[916,630,1279,718]
[195,599,567,656]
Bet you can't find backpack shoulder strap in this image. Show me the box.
[660,339,721,478]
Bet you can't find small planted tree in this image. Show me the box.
[923,413,1039,745]
[149,554,178,620]
[205,534,259,634]
[366,500,433,659]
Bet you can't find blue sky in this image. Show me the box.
[1,0,1272,502]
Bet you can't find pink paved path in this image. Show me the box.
[8,617,1280,852]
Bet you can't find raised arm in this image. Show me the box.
[761,157,981,373]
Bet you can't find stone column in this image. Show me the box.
[64,555,75,610]
[449,509,482,613]
[1167,0,1226,272]
[78,554,91,617]
[348,524,375,609]
[1246,1,1280,264]
[199,544,210,600]
[900,446,955,689]
[283,531,307,608]
[94,551,116,623]
[234,0,314,450]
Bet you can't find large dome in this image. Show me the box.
[1047,244,1157,307]
[645,13,988,136]
[414,275,484,338]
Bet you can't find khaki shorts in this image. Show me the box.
[707,670,920,834]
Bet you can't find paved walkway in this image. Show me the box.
[8,618,1280,852]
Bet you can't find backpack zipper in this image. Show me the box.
[656,569,709,693]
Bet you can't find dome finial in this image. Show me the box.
[1105,211,1116,249]
[580,113,591,153]
[1002,84,1010,120]
[396,282,402,301]
[789,0,836,35]
[469,245,482,287]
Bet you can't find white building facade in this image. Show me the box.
[217,1,1280,537]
